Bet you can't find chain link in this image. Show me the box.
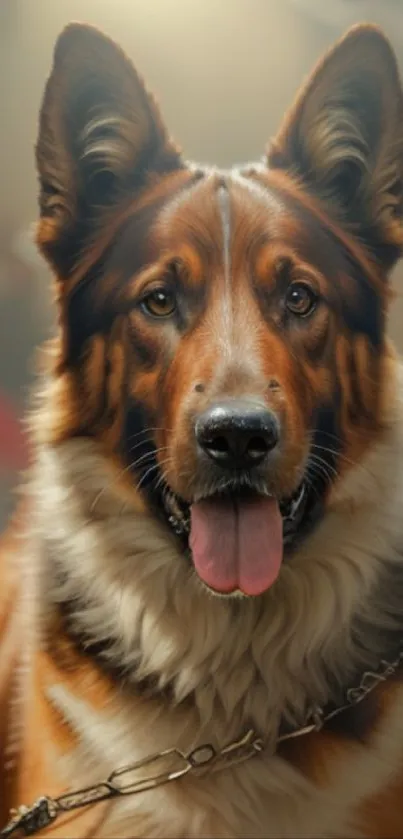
[2,648,403,837]
[0,730,263,837]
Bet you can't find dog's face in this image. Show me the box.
[36,24,403,596]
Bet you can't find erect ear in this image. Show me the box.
[36,23,182,277]
[268,25,403,269]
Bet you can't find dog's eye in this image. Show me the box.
[141,288,176,318]
[285,282,317,317]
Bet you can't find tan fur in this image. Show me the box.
[3,21,403,839]
[0,360,400,837]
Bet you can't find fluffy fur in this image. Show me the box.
[2,20,403,839]
[10,369,403,837]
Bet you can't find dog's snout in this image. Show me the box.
[195,399,279,469]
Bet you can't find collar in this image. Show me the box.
[2,642,403,838]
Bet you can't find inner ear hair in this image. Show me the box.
[35,23,182,277]
[268,25,403,267]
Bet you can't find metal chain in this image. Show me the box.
[0,730,263,837]
[2,647,403,838]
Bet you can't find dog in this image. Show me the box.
[1,19,403,838]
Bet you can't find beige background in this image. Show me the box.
[0,0,402,523]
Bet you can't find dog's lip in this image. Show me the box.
[160,481,307,540]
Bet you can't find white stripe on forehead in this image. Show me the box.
[216,180,231,294]
[215,180,233,359]
[212,178,263,388]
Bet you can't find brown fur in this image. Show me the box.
[2,21,403,838]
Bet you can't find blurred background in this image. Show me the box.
[1,0,403,528]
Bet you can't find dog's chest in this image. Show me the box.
[47,682,403,839]
[68,748,362,839]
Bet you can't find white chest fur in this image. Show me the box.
[35,374,403,838]
[47,680,403,839]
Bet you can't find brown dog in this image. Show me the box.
[1,21,403,838]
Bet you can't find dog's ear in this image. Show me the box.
[36,23,182,277]
[268,25,403,268]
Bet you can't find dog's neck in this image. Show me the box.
[31,382,403,745]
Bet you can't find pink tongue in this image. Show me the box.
[190,496,283,596]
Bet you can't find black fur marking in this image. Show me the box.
[122,401,160,492]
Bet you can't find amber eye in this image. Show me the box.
[141,287,176,318]
[285,282,317,317]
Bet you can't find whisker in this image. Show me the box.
[125,426,169,444]
[308,462,338,486]
[303,471,325,503]
[310,442,375,481]
[91,446,170,514]
[90,462,137,514]
[135,463,160,493]
[151,461,175,494]
[127,439,161,455]
[308,452,339,482]
[134,454,177,494]
[128,445,170,466]
[307,429,343,446]
[305,465,332,489]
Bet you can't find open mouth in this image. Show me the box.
[161,482,307,541]
[158,480,310,597]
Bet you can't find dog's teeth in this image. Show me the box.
[280,482,306,522]
[163,489,181,517]
[163,480,306,542]
[168,515,185,536]
[292,483,306,514]
[168,513,190,536]
[162,486,191,537]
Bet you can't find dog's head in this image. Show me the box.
[36,24,403,597]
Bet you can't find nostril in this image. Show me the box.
[195,400,280,469]
[201,435,232,460]
[247,435,271,460]
[208,436,230,455]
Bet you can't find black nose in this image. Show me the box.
[195,399,279,469]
